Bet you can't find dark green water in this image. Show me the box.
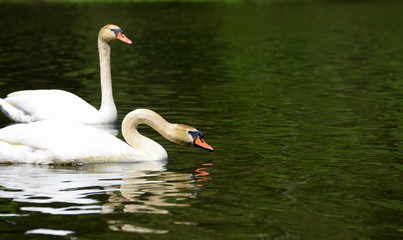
[0,1,403,239]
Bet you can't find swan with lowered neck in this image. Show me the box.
[0,24,132,124]
[0,109,214,164]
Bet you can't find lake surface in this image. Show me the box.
[0,1,403,239]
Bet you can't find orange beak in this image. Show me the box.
[194,135,214,152]
[116,32,133,45]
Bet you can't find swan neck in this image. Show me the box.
[98,38,116,114]
[122,110,171,160]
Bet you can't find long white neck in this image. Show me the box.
[97,38,117,122]
[121,109,176,160]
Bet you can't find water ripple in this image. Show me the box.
[0,162,199,215]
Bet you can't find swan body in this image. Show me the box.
[0,109,213,164]
[0,90,113,123]
[0,24,132,124]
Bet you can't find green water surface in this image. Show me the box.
[0,1,402,239]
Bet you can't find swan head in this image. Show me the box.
[99,24,133,45]
[173,124,214,152]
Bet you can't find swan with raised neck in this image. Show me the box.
[0,24,132,124]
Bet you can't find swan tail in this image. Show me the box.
[0,98,34,123]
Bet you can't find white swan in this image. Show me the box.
[0,109,214,164]
[0,24,132,124]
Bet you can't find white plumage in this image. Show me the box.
[0,120,136,164]
[0,109,213,164]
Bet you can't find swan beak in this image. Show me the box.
[194,135,214,152]
[116,32,133,45]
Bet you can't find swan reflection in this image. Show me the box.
[102,167,196,214]
[0,161,212,233]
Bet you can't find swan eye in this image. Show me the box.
[110,28,122,37]
[188,130,204,139]
[188,130,196,138]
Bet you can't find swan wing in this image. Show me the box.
[2,90,101,123]
[0,120,136,164]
